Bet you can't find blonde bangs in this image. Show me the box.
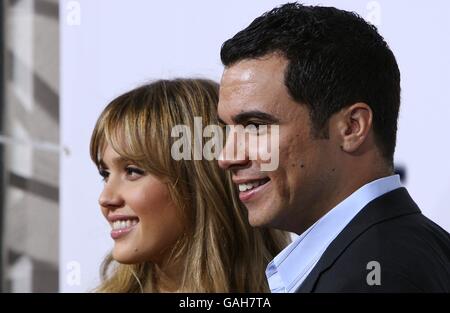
[90,88,172,178]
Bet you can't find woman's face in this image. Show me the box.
[98,144,184,264]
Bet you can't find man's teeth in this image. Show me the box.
[238,180,267,192]
[112,219,138,230]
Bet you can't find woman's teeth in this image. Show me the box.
[238,179,268,192]
[112,219,138,230]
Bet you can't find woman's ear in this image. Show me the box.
[336,103,373,153]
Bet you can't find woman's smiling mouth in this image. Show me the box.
[108,215,140,239]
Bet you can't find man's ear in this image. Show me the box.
[336,103,373,153]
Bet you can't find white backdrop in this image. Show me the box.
[60,0,450,292]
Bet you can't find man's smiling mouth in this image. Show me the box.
[237,177,271,192]
[233,177,271,202]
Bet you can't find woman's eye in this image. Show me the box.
[125,166,145,178]
[98,169,109,181]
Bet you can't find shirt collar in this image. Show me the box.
[266,174,402,292]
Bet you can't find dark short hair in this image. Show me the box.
[221,2,400,165]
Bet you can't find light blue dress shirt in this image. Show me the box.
[265,174,402,293]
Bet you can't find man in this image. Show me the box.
[217,3,450,292]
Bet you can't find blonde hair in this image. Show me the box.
[90,78,290,292]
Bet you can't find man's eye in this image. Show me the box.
[248,122,262,128]
[245,122,267,133]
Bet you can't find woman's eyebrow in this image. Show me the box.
[98,160,107,169]
[98,156,130,168]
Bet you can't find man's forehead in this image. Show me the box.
[221,64,259,86]
[218,55,290,122]
[221,56,287,87]
[218,86,282,123]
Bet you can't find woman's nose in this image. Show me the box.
[98,182,124,209]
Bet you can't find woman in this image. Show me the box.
[90,78,289,292]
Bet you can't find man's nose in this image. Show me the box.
[218,127,250,170]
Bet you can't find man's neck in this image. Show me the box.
[293,167,393,235]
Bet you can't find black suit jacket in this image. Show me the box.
[296,187,450,292]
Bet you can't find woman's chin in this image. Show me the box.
[112,247,142,264]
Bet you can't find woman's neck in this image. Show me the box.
[153,256,184,292]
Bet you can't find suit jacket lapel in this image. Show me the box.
[296,187,421,293]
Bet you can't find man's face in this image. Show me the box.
[218,54,338,233]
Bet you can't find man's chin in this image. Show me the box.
[246,202,284,229]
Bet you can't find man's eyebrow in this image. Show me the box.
[232,110,279,124]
